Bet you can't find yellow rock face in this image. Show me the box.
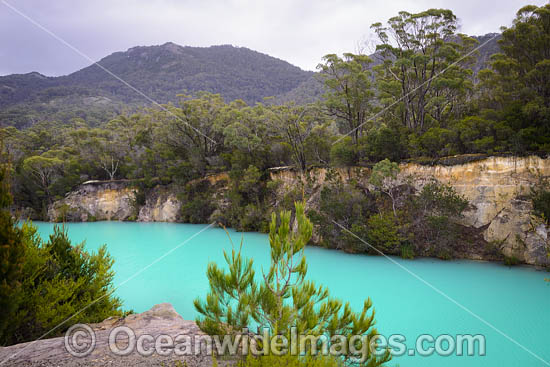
[270,156,550,265]
[50,156,550,264]
[401,156,550,265]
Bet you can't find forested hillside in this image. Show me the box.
[0,43,315,127]
[1,5,549,238]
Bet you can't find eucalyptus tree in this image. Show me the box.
[371,9,477,131]
[267,103,331,172]
[220,100,276,169]
[159,92,225,174]
[317,53,375,144]
[477,3,550,151]
[22,151,64,202]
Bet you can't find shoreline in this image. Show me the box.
[29,219,549,269]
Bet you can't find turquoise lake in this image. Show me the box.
[33,221,550,367]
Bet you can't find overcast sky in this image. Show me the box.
[1,0,548,76]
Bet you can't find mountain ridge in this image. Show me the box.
[0,36,500,128]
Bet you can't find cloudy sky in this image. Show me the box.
[1,0,548,76]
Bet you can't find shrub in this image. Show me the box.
[180,180,216,224]
[366,212,402,253]
[3,224,123,345]
[311,172,375,251]
[401,179,470,257]
[329,137,357,167]
[530,177,550,225]
[400,244,415,259]
[0,168,25,344]
[363,126,406,163]
[195,202,390,367]
[0,166,123,345]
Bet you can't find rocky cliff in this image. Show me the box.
[48,182,182,223]
[48,181,137,222]
[269,156,550,266]
[47,156,550,266]
[400,156,550,266]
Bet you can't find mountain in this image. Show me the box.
[0,43,316,128]
[0,35,501,128]
[471,33,501,75]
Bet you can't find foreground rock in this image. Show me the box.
[0,303,220,367]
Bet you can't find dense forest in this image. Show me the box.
[0,5,549,252]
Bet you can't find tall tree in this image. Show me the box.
[318,53,374,144]
[268,104,329,172]
[477,4,550,151]
[372,9,477,131]
[22,152,64,202]
[159,92,225,173]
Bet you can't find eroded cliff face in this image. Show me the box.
[400,156,550,266]
[47,156,550,265]
[269,156,550,266]
[48,183,182,223]
[137,187,182,222]
[48,182,136,222]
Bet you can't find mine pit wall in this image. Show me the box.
[48,156,550,265]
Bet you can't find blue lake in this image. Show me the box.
[33,221,550,367]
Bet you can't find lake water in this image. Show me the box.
[33,221,550,367]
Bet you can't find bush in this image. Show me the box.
[366,212,402,253]
[180,180,216,223]
[312,171,375,251]
[0,166,123,345]
[195,202,390,367]
[415,128,456,158]
[0,169,25,344]
[531,177,550,225]
[330,137,357,166]
[1,223,123,345]
[363,126,406,163]
[400,244,415,259]
[403,180,470,257]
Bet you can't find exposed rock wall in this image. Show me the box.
[270,156,550,266]
[137,187,182,222]
[48,182,136,222]
[47,156,550,265]
[400,156,550,265]
[47,183,182,223]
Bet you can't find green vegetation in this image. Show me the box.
[195,202,390,366]
[0,169,123,346]
[530,177,550,225]
[2,4,549,226]
[0,3,547,268]
[310,167,472,259]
